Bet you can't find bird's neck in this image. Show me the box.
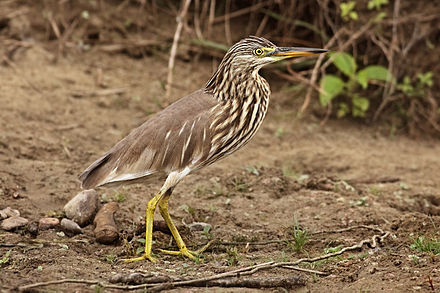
[205,63,270,107]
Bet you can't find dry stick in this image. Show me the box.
[224,0,232,45]
[272,69,323,94]
[374,0,401,122]
[213,1,271,24]
[281,265,328,276]
[298,30,341,115]
[255,13,269,36]
[165,0,192,100]
[2,56,42,94]
[193,0,203,40]
[207,0,216,37]
[18,231,389,292]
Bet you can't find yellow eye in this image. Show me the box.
[254,48,264,56]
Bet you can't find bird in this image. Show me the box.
[79,36,327,262]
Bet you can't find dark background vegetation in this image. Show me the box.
[1,0,439,135]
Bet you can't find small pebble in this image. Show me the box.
[63,189,99,227]
[188,222,211,232]
[94,202,119,244]
[39,217,60,230]
[0,207,20,219]
[1,216,29,231]
[61,218,82,234]
[27,222,39,237]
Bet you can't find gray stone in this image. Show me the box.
[1,216,28,230]
[0,207,20,219]
[63,189,98,227]
[61,218,82,234]
[39,217,60,230]
[188,222,211,232]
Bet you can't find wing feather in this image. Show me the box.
[79,89,216,189]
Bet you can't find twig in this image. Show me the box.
[311,225,385,235]
[374,0,400,121]
[224,0,232,45]
[212,1,271,24]
[207,0,216,37]
[166,0,192,100]
[347,177,400,185]
[272,69,323,94]
[18,230,390,292]
[2,55,42,94]
[71,87,127,98]
[298,29,342,114]
[281,265,328,276]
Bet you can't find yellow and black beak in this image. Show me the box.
[271,46,328,59]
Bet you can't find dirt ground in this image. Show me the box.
[1,28,440,293]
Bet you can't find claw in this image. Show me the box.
[123,254,157,263]
[158,239,214,260]
[158,247,197,259]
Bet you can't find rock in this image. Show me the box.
[60,218,82,234]
[188,222,211,232]
[94,202,119,244]
[27,222,39,237]
[1,216,28,231]
[63,189,99,227]
[39,217,60,230]
[0,207,20,219]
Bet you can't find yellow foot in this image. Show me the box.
[158,247,197,259]
[158,240,214,260]
[123,254,157,263]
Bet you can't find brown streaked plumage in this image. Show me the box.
[79,36,327,262]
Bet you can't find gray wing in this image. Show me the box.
[79,89,217,189]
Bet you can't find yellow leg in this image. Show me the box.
[124,191,164,263]
[157,193,212,259]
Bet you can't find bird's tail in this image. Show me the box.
[79,153,112,189]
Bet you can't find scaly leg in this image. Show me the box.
[157,191,211,259]
[124,191,164,262]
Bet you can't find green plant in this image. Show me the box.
[289,216,309,252]
[368,0,388,10]
[397,72,433,98]
[324,245,342,254]
[226,247,239,266]
[105,254,117,264]
[113,192,127,203]
[340,1,358,21]
[320,52,393,118]
[202,225,213,241]
[0,249,11,265]
[410,236,440,255]
[244,166,260,176]
[230,176,249,192]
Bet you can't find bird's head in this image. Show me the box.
[225,36,328,70]
[206,36,327,93]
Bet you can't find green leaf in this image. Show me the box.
[352,96,370,117]
[319,75,345,106]
[0,249,12,264]
[374,12,387,22]
[337,103,349,118]
[417,72,433,87]
[368,0,389,10]
[331,52,357,77]
[340,1,358,21]
[356,65,393,89]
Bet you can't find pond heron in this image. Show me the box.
[79,36,327,262]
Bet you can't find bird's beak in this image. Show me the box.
[271,47,328,59]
